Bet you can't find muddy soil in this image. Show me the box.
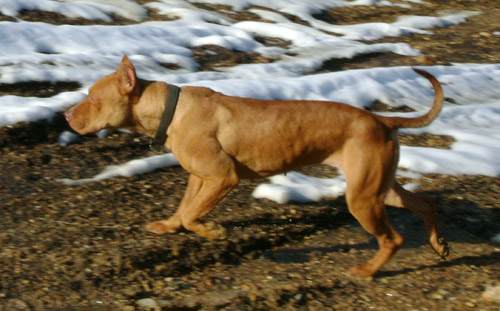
[1,1,499,310]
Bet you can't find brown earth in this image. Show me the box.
[314,0,500,71]
[0,1,499,310]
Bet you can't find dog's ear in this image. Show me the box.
[117,55,137,94]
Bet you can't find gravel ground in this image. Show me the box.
[1,1,499,310]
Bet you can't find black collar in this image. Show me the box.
[150,84,181,152]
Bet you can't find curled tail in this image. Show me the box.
[377,68,444,129]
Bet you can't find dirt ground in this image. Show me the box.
[0,1,499,310]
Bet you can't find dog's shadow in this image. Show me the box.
[378,251,500,278]
[223,191,499,276]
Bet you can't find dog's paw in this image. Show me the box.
[432,237,450,260]
[197,222,227,240]
[145,220,179,235]
[349,264,376,279]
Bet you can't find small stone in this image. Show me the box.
[479,32,492,38]
[157,300,176,308]
[4,299,31,310]
[465,301,476,307]
[415,55,435,65]
[430,292,443,300]
[437,289,449,296]
[136,298,161,311]
[380,278,389,284]
[491,233,500,244]
[96,129,110,138]
[481,285,500,303]
[57,131,80,146]
[122,287,137,297]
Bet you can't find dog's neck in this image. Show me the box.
[129,79,171,137]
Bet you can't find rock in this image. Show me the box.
[491,233,500,244]
[57,131,80,146]
[96,129,110,138]
[414,55,435,65]
[479,31,492,38]
[481,285,500,303]
[156,299,182,309]
[430,292,443,300]
[136,298,161,311]
[4,299,31,310]
[437,289,449,296]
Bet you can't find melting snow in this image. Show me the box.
[0,0,497,203]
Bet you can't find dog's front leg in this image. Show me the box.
[146,173,239,240]
[145,174,203,235]
[178,173,238,240]
[147,136,240,239]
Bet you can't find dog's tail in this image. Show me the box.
[377,68,444,129]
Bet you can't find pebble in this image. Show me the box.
[437,289,449,296]
[96,129,110,138]
[431,293,444,301]
[136,298,161,311]
[4,299,31,310]
[479,32,492,38]
[57,131,80,146]
[481,285,500,303]
[414,55,435,65]
[490,233,500,244]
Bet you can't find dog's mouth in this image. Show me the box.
[65,116,101,136]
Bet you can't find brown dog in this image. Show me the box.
[65,56,449,277]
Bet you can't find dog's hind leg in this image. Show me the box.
[385,183,449,259]
[342,141,404,278]
[345,191,404,278]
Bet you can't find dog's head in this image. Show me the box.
[65,55,137,135]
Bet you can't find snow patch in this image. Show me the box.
[58,153,179,185]
[0,0,147,21]
[1,0,497,204]
[252,172,346,204]
[0,91,85,127]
